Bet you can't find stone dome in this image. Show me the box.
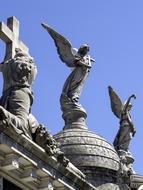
[55,128,120,170]
[54,128,123,190]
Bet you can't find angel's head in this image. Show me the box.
[78,44,89,56]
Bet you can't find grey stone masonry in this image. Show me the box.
[0,126,97,190]
[130,174,143,190]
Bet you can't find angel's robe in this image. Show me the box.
[0,86,33,138]
[60,55,91,112]
[113,111,135,152]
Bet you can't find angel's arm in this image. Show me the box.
[127,112,132,124]
[74,55,91,68]
[123,94,136,112]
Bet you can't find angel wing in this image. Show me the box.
[108,86,123,119]
[41,23,76,67]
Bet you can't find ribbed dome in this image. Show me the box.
[55,128,120,171]
[54,128,124,189]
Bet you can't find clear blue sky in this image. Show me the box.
[0,0,143,174]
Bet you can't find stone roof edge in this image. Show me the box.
[0,128,98,190]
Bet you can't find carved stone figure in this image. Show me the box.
[108,86,136,152]
[0,49,69,165]
[108,86,136,175]
[0,17,69,166]
[0,17,35,138]
[0,48,37,138]
[42,23,95,129]
[34,124,69,166]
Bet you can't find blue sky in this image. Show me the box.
[0,0,143,174]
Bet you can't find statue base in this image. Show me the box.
[118,150,135,176]
[62,109,87,130]
[118,150,134,164]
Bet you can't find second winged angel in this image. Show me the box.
[108,86,136,156]
[42,23,95,114]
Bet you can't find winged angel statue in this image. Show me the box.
[108,86,136,155]
[42,23,95,115]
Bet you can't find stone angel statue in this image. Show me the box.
[108,86,136,155]
[41,23,95,116]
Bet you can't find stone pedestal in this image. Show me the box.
[62,109,87,130]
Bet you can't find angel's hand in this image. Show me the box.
[131,94,136,99]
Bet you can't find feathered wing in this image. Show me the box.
[41,23,76,67]
[108,86,123,119]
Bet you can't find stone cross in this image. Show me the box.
[0,16,29,61]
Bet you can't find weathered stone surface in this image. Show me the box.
[130,174,143,189]
[55,128,120,171]
[95,183,129,190]
[54,128,124,189]
[0,129,97,190]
